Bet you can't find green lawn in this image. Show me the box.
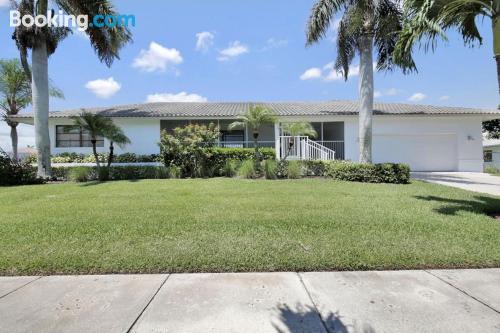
[1,178,499,275]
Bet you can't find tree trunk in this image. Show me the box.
[493,13,500,95]
[107,141,114,167]
[253,132,260,170]
[358,35,374,164]
[32,38,51,177]
[10,123,18,161]
[91,139,101,170]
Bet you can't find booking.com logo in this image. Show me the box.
[9,10,135,31]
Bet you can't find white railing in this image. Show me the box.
[278,136,335,161]
[217,141,275,148]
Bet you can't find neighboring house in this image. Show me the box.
[10,101,500,172]
[483,139,500,171]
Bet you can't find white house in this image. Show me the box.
[483,139,500,171]
[11,101,500,172]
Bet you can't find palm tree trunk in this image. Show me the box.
[91,139,101,170]
[107,141,114,167]
[253,132,260,169]
[32,37,51,177]
[493,13,500,95]
[358,35,374,164]
[10,123,18,161]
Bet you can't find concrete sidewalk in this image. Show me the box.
[0,269,499,333]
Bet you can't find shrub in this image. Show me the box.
[207,148,275,177]
[159,123,219,178]
[168,166,181,179]
[69,166,91,182]
[302,160,327,177]
[263,159,277,179]
[238,160,255,179]
[325,161,410,184]
[276,160,288,179]
[287,160,302,179]
[485,165,499,174]
[155,166,170,179]
[0,151,45,186]
[222,159,239,177]
[98,166,110,181]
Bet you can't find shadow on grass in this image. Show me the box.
[273,304,375,333]
[414,195,500,216]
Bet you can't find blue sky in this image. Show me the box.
[0,0,498,149]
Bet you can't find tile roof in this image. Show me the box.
[10,100,500,119]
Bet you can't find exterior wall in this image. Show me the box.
[484,146,500,170]
[370,116,483,172]
[49,118,161,155]
[46,115,484,172]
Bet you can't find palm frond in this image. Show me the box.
[55,0,133,67]
[374,0,416,73]
[334,7,362,80]
[306,0,348,45]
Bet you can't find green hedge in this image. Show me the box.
[27,152,160,164]
[53,165,172,181]
[207,148,275,176]
[324,161,410,184]
[275,160,410,184]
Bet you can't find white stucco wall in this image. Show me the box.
[45,115,484,172]
[484,146,500,170]
[49,118,161,155]
[371,116,484,172]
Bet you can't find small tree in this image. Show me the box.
[281,122,318,160]
[69,112,115,174]
[159,123,219,177]
[104,124,131,167]
[228,105,277,169]
[0,59,63,160]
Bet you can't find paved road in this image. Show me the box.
[412,172,500,196]
[0,269,499,332]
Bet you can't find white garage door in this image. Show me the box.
[373,134,457,171]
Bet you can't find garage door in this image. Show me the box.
[373,134,457,171]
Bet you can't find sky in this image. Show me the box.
[0,0,498,150]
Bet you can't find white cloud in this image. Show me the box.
[374,88,400,99]
[439,95,450,101]
[85,77,121,99]
[217,41,249,61]
[324,64,359,81]
[386,88,399,96]
[262,38,288,51]
[408,92,427,102]
[300,67,322,80]
[133,42,183,72]
[0,0,9,7]
[196,31,215,52]
[146,92,208,103]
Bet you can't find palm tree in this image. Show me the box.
[306,0,415,164]
[70,112,116,173]
[12,0,132,178]
[104,123,130,167]
[394,0,500,94]
[280,122,318,160]
[228,105,277,167]
[0,59,63,160]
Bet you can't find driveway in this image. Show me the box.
[1,270,499,333]
[412,172,500,196]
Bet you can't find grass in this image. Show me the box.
[1,178,499,275]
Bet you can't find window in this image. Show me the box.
[484,150,493,162]
[56,125,104,148]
